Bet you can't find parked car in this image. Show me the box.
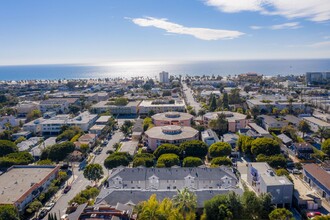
[307,211,322,219]
[63,185,71,194]
[38,209,48,219]
[44,202,56,212]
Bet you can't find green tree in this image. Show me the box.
[298,120,311,138]
[211,157,232,166]
[0,151,34,168]
[156,153,180,167]
[203,194,232,220]
[269,208,293,220]
[183,157,203,167]
[26,109,42,122]
[281,125,298,142]
[208,113,228,136]
[26,200,42,214]
[322,138,330,156]
[14,136,26,145]
[251,138,281,156]
[79,144,90,154]
[42,141,75,161]
[317,127,330,143]
[153,144,181,158]
[114,97,128,106]
[133,153,155,167]
[0,140,18,157]
[228,89,241,105]
[69,187,100,205]
[36,159,53,165]
[242,191,261,219]
[0,205,20,220]
[236,135,253,154]
[136,194,184,220]
[173,188,197,219]
[256,154,286,168]
[222,93,229,109]
[143,117,153,131]
[209,142,232,158]
[275,168,293,182]
[120,125,131,139]
[250,106,260,119]
[180,140,208,158]
[104,152,132,169]
[218,204,233,220]
[259,193,274,219]
[83,163,104,183]
[209,94,217,112]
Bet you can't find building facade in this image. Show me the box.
[139,100,186,115]
[159,71,169,83]
[203,111,248,133]
[303,164,330,204]
[0,165,60,212]
[151,112,193,126]
[247,163,293,207]
[96,166,241,208]
[306,72,330,85]
[144,125,199,151]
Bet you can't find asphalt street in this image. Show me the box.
[42,130,124,220]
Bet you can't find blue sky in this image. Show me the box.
[0,0,330,65]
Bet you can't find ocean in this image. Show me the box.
[0,59,329,80]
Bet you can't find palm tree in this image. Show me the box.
[173,188,197,219]
[316,126,330,143]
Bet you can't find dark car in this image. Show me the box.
[38,209,48,218]
[63,185,71,194]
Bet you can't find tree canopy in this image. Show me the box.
[0,205,20,220]
[209,142,232,158]
[154,144,181,158]
[268,208,293,220]
[83,163,104,182]
[251,138,281,156]
[136,194,185,220]
[133,153,155,167]
[236,135,253,154]
[156,153,180,168]
[211,157,232,166]
[208,113,228,136]
[41,141,75,161]
[180,140,208,158]
[322,138,330,156]
[183,157,203,167]
[298,120,311,137]
[0,151,34,168]
[104,152,132,169]
[0,140,18,157]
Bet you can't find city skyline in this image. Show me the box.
[0,0,330,65]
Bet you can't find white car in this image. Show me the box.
[44,202,56,212]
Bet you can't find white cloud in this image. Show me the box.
[250,25,263,30]
[308,41,330,48]
[130,17,244,40]
[204,0,330,22]
[270,22,301,30]
[250,22,301,30]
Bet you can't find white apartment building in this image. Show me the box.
[159,71,169,83]
[41,111,98,135]
[303,117,330,132]
[91,101,140,115]
[139,100,186,115]
[39,99,69,114]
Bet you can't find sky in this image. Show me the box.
[0,0,330,65]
